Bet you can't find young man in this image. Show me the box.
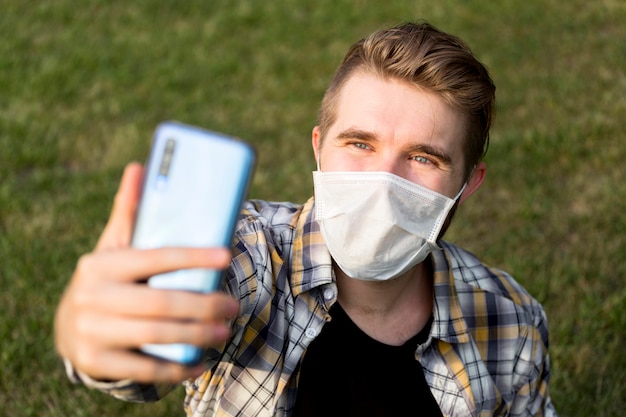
[55,22,557,416]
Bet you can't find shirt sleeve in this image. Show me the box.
[508,306,558,417]
[63,357,177,403]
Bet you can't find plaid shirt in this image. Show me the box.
[69,198,556,417]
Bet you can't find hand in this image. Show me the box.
[54,163,240,383]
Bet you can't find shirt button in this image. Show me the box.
[305,328,317,338]
[323,288,335,300]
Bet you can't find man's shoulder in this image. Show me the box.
[438,241,544,314]
[240,199,305,229]
[234,199,313,256]
[437,241,550,351]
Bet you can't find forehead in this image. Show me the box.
[332,72,467,157]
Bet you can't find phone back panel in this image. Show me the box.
[131,122,255,365]
[132,121,255,293]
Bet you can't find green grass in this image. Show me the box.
[1,1,624,416]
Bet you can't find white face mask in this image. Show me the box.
[313,170,465,281]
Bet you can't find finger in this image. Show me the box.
[116,288,240,321]
[75,313,233,349]
[73,347,207,384]
[74,246,232,285]
[80,285,239,321]
[96,162,144,251]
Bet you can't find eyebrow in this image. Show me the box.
[335,128,454,165]
[336,128,377,142]
[409,143,453,165]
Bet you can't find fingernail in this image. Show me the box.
[214,324,231,340]
[226,300,240,318]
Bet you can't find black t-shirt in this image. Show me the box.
[293,303,443,417]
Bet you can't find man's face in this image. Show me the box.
[313,72,476,199]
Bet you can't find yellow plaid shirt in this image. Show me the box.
[68,198,556,417]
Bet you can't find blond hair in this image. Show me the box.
[317,22,496,178]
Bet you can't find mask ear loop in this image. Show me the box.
[453,164,477,202]
[453,182,467,202]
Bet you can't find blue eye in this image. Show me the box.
[412,155,431,164]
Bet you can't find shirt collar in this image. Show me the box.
[290,198,471,345]
[290,197,334,297]
[429,246,471,344]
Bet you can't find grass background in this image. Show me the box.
[1,0,624,416]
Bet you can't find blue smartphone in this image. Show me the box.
[131,121,255,365]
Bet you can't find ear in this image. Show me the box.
[312,126,322,166]
[459,161,486,204]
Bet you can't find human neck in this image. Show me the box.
[334,260,434,345]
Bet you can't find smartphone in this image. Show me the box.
[131,121,255,365]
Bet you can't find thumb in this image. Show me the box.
[95,162,144,251]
